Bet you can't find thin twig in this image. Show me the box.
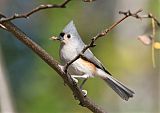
[83,0,96,2]
[64,9,160,72]
[64,9,144,72]
[151,18,156,68]
[119,10,160,27]
[140,13,160,27]
[0,0,71,23]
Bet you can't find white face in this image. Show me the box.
[59,32,76,44]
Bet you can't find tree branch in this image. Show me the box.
[83,0,96,2]
[0,14,107,113]
[0,0,71,23]
[64,9,160,76]
[0,0,97,23]
[64,9,144,72]
[65,9,160,73]
[119,10,160,27]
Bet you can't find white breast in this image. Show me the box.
[60,43,78,64]
[60,42,95,77]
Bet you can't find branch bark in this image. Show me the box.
[0,14,107,113]
[0,0,72,23]
[0,0,97,23]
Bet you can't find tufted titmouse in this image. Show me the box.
[52,21,134,101]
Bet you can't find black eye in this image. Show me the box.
[60,32,65,37]
[67,34,71,38]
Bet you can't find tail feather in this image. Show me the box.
[97,68,134,101]
[104,76,134,101]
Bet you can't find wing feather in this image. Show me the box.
[82,49,112,75]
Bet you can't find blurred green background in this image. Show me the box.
[0,0,160,113]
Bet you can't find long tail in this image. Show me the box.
[97,69,134,101]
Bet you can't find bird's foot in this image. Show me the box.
[82,89,87,97]
[71,76,78,83]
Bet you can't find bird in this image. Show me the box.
[52,20,134,101]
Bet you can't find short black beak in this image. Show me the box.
[58,32,65,41]
[50,32,65,41]
[57,36,63,41]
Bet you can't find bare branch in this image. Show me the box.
[119,10,160,27]
[82,0,96,2]
[0,0,71,23]
[149,14,160,27]
[151,18,156,68]
[65,9,160,74]
[65,9,160,73]
[64,9,144,72]
[0,14,107,113]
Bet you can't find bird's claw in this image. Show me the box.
[82,89,87,97]
[71,77,78,83]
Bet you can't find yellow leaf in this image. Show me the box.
[154,42,160,49]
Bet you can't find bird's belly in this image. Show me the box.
[68,58,96,77]
[60,47,77,64]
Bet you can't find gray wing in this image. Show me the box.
[83,49,112,75]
